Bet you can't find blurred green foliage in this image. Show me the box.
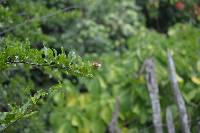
[48,24,200,133]
[0,0,200,133]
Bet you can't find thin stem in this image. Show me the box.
[6,61,70,71]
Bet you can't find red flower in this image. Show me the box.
[175,1,185,10]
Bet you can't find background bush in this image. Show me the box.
[0,0,200,133]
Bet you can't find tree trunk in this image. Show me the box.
[166,107,175,133]
[142,58,163,133]
[167,51,191,133]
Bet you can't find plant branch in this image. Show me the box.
[6,61,70,71]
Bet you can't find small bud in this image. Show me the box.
[92,61,102,69]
